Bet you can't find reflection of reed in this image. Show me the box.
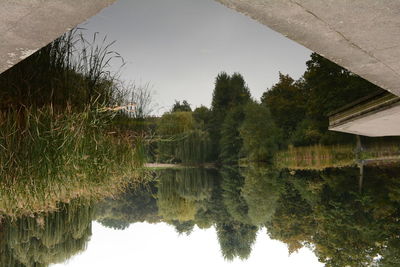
[276,141,400,170]
[0,201,93,266]
[275,144,355,170]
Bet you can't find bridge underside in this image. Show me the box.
[0,0,116,74]
[217,0,400,136]
[329,92,400,137]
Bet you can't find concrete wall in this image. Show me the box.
[1,0,116,74]
[216,0,400,97]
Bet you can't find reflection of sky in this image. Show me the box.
[54,222,323,267]
[81,0,311,114]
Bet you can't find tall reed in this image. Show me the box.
[0,106,148,218]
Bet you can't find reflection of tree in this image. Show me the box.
[216,221,258,261]
[266,166,400,266]
[266,181,315,253]
[241,167,282,225]
[157,169,215,222]
[96,182,160,229]
[220,166,250,224]
[0,201,93,267]
[211,167,259,260]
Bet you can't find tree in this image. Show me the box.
[192,105,212,129]
[261,73,306,139]
[209,72,251,160]
[220,166,250,224]
[240,101,282,162]
[216,221,258,261]
[241,167,282,225]
[172,100,192,112]
[219,106,245,164]
[156,111,195,162]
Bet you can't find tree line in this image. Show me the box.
[153,52,386,165]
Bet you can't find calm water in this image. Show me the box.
[2,165,400,266]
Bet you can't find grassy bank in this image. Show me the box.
[0,29,155,218]
[0,106,150,218]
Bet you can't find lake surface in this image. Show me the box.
[2,165,400,266]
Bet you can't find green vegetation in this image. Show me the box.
[0,200,93,267]
[275,143,400,170]
[155,111,212,164]
[275,144,355,170]
[0,29,152,217]
[262,53,384,146]
[0,106,146,217]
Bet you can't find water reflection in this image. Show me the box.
[2,165,400,266]
[1,201,93,266]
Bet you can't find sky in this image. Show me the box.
[55,222,323,267]
[81,0,311,114]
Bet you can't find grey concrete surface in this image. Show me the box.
[215,0,400,97]
[0,0,116,74]
[329,103,400,136]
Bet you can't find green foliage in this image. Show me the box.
[0,106,146,217]
[240,102,282,162]
[261,73,306,139]
[156,169,215,222]
[175,130,212,164]
[210,72,251,160]
[157,111,194,136]
[156,111,194,163]
[262,53,383,147]
[266,181,316,253]
[192,105,212,128]
[219,107,245,164]
[170,220,196,235]
[172,100,192,112]
[241,167,282,225]
[216,221,258,261]
[0,201,93,267]
[0,29,123,111]
[156,111,211,163]
[265,166,400,266]
[220,166,250,224]
[96,182,161,229]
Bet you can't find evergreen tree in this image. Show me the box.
[172,100,192,112]
[209,72,250,160]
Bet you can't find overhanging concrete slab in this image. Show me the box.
[0,0,117,74]
[215,0,400,97]
[329,92,400,136]
[330,103,400,137]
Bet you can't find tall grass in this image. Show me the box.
[0,106,149,218]
[0,29,151,218]
[0,29,124,111]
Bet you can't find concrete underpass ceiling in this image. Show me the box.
[216,0,400,97]
[2,0,400,99]
[0,0,116,75]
